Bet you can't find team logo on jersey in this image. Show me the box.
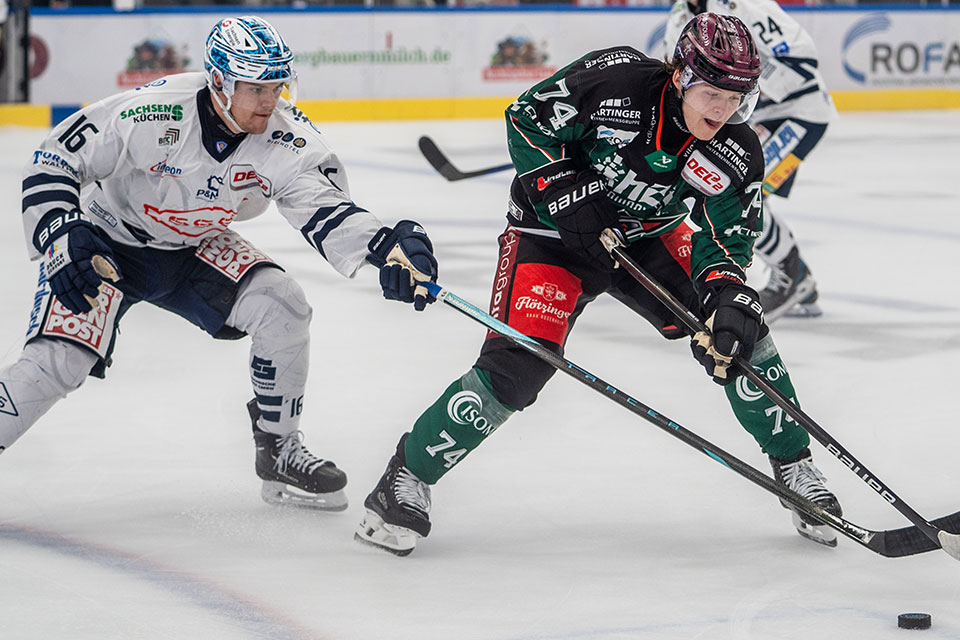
[644,149,677,173]
[0,382,19,417]
[597,125,638,149]
[121,103,184,123]
[584,50,643,70]
[143,204,238,238]
[137,79,168,89]
[269,130,306,154]
[761,120,807,173]
[196,175,223,201]
[32,150,80,179]
[229,164,272,197]
[681,151,731,196]
[530,282,567,302]
[149,160,183,178]
[158,127,180,146]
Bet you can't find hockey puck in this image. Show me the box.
[898,613,932,630]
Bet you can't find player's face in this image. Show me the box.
[227,81,285,134]
[673,71,745,141]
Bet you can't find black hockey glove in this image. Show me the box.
[544,171,620,271]
[367,220,438,311]
[34,209,121,315]
[690,271,763,386]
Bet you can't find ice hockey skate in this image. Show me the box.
[248,399,348,511]
[355,434,432,556]
[770,447,842,547]
[759,247,818,323]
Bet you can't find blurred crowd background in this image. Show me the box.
[25,0,960,9]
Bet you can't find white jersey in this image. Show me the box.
[22,72,381,278]
[663,0,837,124]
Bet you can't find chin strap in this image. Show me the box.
[208,71,244,133]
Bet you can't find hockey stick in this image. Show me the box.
[418,136,513,181]
[598,233,960,561]
[422,281,960,559]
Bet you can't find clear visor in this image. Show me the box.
[219,69,299,107]
[679,71,758,126]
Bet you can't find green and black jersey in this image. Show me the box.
[505,46,765,287]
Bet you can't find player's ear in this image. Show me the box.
[671,68,683,93]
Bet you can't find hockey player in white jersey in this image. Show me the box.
[664,0,836,320]
[0,16,438,510]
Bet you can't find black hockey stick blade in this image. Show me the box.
[422,281,953,559]
[418,136,513,181]
[871,510,960,557]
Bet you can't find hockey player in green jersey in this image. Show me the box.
[355,13,841,556]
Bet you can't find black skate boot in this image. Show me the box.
[759,246,818,323]
[770,447,842,547]
[354,433,432,556]
[248,399,347,511]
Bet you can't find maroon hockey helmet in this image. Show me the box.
[673,13,761,95]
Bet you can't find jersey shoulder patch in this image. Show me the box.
[260,103,333,162]
[681,149,732,196]
[684,124,764,195]
[582,46,648,70]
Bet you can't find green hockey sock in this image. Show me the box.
[724,334,810,460]
[404,368,515,484]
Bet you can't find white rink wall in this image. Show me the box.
[23,6,960,112]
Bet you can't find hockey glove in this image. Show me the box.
[367,220,438,311]
[545,171,620,271]
[690,274,763,386]
[34,209,121,316]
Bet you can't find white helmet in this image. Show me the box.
[204,16,297,128]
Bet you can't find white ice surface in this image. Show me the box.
[1,112,958,640]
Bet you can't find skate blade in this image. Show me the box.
[791,511,837,547]
[260,481,348,512]
[354,510,420,557]
[784,301,823,318]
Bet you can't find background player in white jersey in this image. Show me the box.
[0,16,438,511]
[665,0,836,321]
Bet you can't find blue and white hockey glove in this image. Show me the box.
[690,268,763,385]
[367,220,438,312]
[34,209,121,315]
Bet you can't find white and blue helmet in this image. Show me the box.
[204,16,296,110]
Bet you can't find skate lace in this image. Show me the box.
[394,467,432,515]
[764,266,794,295]
[780,458,833,503]
[275,431,327,475]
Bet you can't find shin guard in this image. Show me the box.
[724,334,810,460]
[404,368,514,484]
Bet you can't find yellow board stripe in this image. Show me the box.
[294,96,516,122]
[0,90,957,127]
[831,89,960,111]
[0,104,51,127]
